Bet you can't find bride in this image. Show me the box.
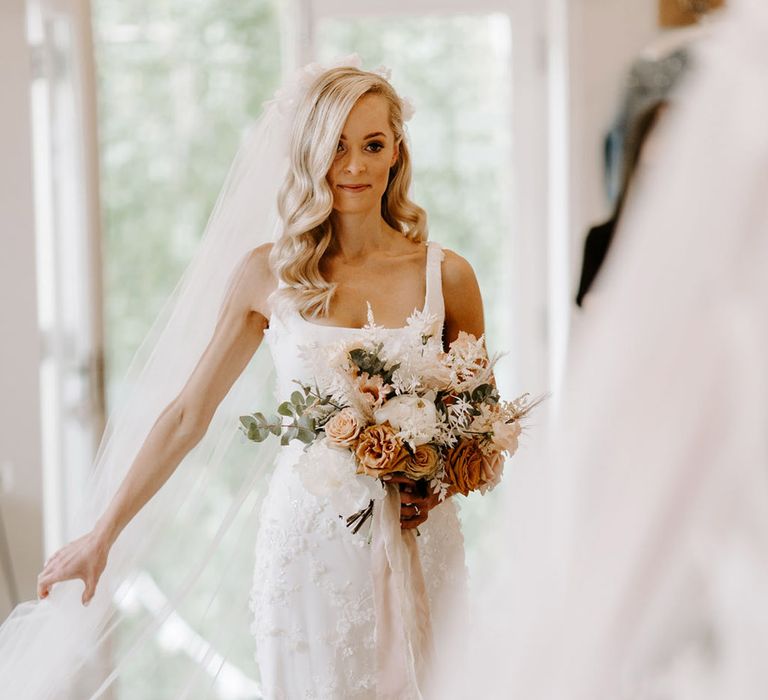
[24,60,483,698]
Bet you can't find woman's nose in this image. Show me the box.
[343,151,366,174]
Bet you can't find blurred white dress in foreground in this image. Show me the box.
[434,0,768,697]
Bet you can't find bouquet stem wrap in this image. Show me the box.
[372,482,435,699]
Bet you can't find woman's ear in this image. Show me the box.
[390,142,400,168]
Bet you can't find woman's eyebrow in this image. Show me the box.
[339,132,387,140]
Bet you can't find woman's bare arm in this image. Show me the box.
[93,243,275,545]
[441,247,486,350]
[37,244,275,603]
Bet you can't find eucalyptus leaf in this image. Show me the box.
[290,390,305,406]
[296,427,315,444]
[239,415,256,429]
[277,401,294,417]
[297,414,315,431]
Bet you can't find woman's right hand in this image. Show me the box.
[36,530,111,606]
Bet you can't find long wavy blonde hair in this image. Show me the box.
[268,66,428,320]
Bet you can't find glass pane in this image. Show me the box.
[317,14,516,571]
[91,1,281,695]
[93,1,282,406]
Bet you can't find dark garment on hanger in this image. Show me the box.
[575,218,617,307]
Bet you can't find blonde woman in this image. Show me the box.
[25,61,485,698]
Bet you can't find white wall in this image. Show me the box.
[0,0,44,616]
[567,0,661,279]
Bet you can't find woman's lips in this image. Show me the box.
[338,184,370,192]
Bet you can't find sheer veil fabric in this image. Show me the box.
[0,56,379,699]
[432,1,768,697]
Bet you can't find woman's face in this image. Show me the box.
[326,93,400,215]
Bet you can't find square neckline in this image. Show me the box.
[295,240,434,333]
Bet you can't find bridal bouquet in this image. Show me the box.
[240,305,541,529]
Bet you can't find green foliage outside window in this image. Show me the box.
[93,0,282,404]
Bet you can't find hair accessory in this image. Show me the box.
[400,96,416,122]
[265,54,415,124]
[265,53,364,118]
[370,64,416,121]
[371,64,393,82]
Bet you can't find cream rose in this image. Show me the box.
[354,422,407,478]
[324,407,362,449]
[373,394,438,446]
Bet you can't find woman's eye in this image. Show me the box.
[336,141,383,155]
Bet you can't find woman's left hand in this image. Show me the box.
[384,474,442,530]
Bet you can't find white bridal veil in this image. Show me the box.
[0,56,378,699]
[434,0,768,697]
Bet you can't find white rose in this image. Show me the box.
[296,439,385,515]
[373,393,438,447]
[491,420,521,454]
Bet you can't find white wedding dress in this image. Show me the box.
[248,240,469,699]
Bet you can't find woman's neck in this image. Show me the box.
[328,210,395,262]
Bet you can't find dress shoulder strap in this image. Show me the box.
[424,240,446,325]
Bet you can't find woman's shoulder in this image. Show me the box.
[437,245,484,339]
[239,242,278,320]
[438,245,478,287]
[245,241,275,268]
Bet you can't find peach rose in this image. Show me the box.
[356,372,392,411]
[324,407,362,449]
[478,449,505,494]
[444,439,486,496]
[354,422,407,478]
[402,443,440,480]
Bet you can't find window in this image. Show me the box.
[91,1,282,694]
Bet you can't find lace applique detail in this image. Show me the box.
[249,458,378,698]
